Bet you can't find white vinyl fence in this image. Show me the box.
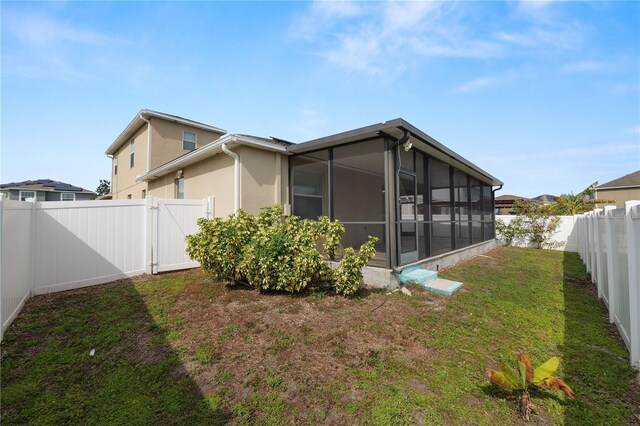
[0,196,213,339]
[576,201,640,370]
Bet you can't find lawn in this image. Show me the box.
[1,247,638,425]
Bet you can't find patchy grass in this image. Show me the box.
[1,247,638,425]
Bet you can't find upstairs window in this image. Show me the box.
[19,190,36,201]
[183,131,197,151]
[130,140,135,168]
[175,178,184,199]
[114,157,118,175]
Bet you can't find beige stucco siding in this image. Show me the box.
[238,146,285,215]
[111,125,148,199]
[149,118,224,170]
[595,187,640,208]
[148,153,236,217]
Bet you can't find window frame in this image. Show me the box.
[129,140,135,168]
[182,131,197,151]
[60,193,75,201]
[114,157,118,175]
[19,190,36,201]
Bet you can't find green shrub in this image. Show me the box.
[186,205,376,295]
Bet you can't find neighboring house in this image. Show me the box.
[532,194,558,205]
[0,179,95,201]
[107,111,502,272]
[495,194,529,215]
[592,170,640,208]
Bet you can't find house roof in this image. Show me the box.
[495,194,529,202]
[137,133,287,182]
[596,170,640,189]
[532,194,558,204]
[287,118,503,186]
[0,179,95,194]
[105,109,227,156]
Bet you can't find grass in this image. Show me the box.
[1,247,638,425]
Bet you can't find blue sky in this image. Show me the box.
[2,1,639,197]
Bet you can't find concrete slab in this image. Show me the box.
[419,278,463,296]
[400,268,437,285]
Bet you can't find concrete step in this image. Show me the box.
[419,278,464,296]
[400,268,438,285]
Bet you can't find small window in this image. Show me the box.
[175,178,184,199]
[142,189,146,198]
[114,157,118,175]
[19,190,36,201]
[127,194,132,199]
[130,140,135,168]
[61,193,75,201]
[183,131,196,151]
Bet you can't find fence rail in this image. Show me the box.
[576,201,640,370]
[0,196,213,339]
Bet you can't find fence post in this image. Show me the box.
[0,197,4,341]
[590,212,597,283]
[144,196,154,275]
[593,209,603,293]
[604,206,616,321]
[30,199,36,295]
[625,200,640,369]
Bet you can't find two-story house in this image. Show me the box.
[0,179,95,201]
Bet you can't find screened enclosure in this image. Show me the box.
[290,132,496,269]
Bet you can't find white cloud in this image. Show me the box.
[561,60,604,73]
[291,1,587,75]
[454,76,501,93]
[4,14,113,48]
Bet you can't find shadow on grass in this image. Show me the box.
[0,278,227,425]
[561,251,638,425]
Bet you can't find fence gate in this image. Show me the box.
[148,197,213,274]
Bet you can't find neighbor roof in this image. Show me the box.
[596,170,640,189]
[495,194,529,201]
[105,109,227,156]
[0,179,95,194]
[288,118,503,186]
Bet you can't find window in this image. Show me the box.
[127,194,132,199]
[175,178,184,199]
[142,189,146,198]
[60,193,75,201]
[183,131,197,151]
[291,150,329,220]
[19,191,36,201]
[114,157,118,175]
[429,158,452,256]
[130,140,135,168]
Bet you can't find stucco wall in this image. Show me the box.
[148,153,236,217]
[595,187,640,208]
[149,118,224,170]
[238,146,285,215]
[111,124,148,199]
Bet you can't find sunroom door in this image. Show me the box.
[398,171,419,264]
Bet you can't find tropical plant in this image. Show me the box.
[550,182,597,215]
[495,217,526,246]
[487,354,575,421]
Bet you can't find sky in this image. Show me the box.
[1,1,639,198]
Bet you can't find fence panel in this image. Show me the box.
[610,209,631,346]
[33,200,147,295]
[155,198,208,273]
[1,199,34,337]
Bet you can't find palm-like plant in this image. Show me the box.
[487,354,574,421]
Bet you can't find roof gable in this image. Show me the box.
[596,170,640,189]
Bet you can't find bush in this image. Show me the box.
[495,217,526,246]
[186,205,377,295]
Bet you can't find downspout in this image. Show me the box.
[139,114,152,173]
[221,142,240,213]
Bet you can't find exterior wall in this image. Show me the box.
[148,153,236,217]
[238,146,284,215]
[2,190,93,201]
[149,118,224,170]
[111,124,149,199]
[595,188,640,208]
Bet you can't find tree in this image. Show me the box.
[94,179,111,198]
[550,182,597,215]
[513,200,563,249]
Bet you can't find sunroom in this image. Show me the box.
[288,119,502,276]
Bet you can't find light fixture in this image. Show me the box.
[403,139,413,151]
[176,170,183,178]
